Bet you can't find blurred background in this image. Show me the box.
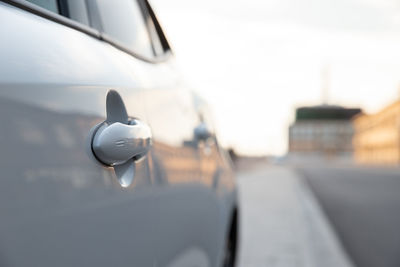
[151,1,400,267]
[152,0,400,159]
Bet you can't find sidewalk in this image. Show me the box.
[236,166,355,267]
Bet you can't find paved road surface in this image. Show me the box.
[298,166,400,267]
[237,166,353,267]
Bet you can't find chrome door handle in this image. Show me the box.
[92,120,152,166]
[88,90,152,187]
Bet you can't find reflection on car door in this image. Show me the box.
[0,0,229,266]
[143,84,221,267]
[0,1,182,266]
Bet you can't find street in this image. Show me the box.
[298,165,400,267]
[237,164,400,267]
[236,165,353,267]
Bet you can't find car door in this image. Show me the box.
[0,0,227,266]
[0,0,194,266]
[87,0,222,265]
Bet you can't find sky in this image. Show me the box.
[151,0,400,156]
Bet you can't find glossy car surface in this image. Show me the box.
[0,1,238,266]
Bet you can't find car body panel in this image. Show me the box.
[0,2,237,266]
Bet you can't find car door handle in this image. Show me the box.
[92,119,152,166]
[88,90,152,187]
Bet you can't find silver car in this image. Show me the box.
[0,0,238,266]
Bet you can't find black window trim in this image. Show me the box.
[143,0,172,53]
[1,0,173,64]
[137,0,161,57]
[58,0,69,17]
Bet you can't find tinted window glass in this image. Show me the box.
[66,0,90,26]
[96,0,154,58]
[25,0,59,13]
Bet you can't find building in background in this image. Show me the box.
[353,100,400,165]
[288,105,361,161]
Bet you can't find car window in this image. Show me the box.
[146,13,164,57]
[25,0,59,13]
[96,0,154,59]
[66,0,90,26]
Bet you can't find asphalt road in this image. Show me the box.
[297,165,400,267]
